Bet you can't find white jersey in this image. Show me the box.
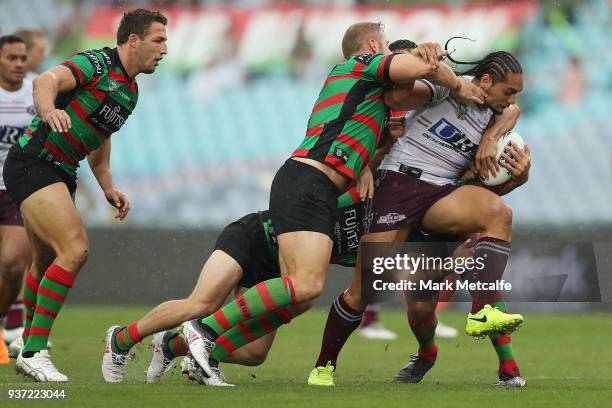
[0,80,35,189]
[379,77,494,186]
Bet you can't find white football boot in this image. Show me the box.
[16,350,68,382]
[101,325,128,383]
[146,331,176,384]
[179,320,215,377]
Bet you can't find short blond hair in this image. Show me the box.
[341,22,385,59]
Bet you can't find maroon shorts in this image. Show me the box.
[0,190,23,226]
[365,170,457,233]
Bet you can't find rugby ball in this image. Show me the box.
[480,131,525,186]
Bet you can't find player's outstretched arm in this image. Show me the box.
[33,65,78,132]
[389,53,485,103]
[88,138,131,220]
[477,104,521,179]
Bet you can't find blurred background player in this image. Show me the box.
[0,35,33,365]
[2,29,49,359]
[12,29,47,81]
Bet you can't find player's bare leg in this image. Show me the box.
[105,250,243,383]
[422,185,523,336]
[16,183,88,382]
[309,228,409,386]
[0,225,30,315]
[9,221,56,358]
[395,300,439,383]
[182,230,331,377]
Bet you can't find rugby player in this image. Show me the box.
[102,103,409,384]
[309,51,530,387]
[180,21,487,378]
[3,29,50,354]
[2,9,167,382]
[12,29,47,80]
[0,35,33,364]
[102,190,368,385]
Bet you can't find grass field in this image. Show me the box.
[1,306,611,407]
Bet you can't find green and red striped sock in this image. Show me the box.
[490,297,520,378]
[408,312,438,362]
[22,270,40,343]
[199,277,295,339]
[209,307,292,362]
[23,264,75,355]
[114,322,143,353]
[163,332,188,359]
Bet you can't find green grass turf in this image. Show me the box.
[1,306,611,407]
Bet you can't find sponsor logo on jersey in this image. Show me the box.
[87,96,131,134]
[427,118,478,158]
[354,53,378,65]
[341,207,360,254]
[83,51,103,75]
[99,50,113,66]
[26,105,36,116]
[456,103,468,119]
[333,147,350,164]
[377,212,407,226]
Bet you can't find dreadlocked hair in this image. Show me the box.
[444,38,522,83]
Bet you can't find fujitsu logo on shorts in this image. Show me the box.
[377,212,407,226]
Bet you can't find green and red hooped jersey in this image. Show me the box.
[19,47,138,175]
[292,53,396,182]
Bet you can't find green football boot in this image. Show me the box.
[465,305,524,337]
[308,362,335,386]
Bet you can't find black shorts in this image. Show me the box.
[214,211,280,288]
[3,143,77,208]
[269,159,340,239]
[0,190,23,226]
[365,170,457,234]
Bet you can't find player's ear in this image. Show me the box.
[479,73,493,91]
[367,38,378,53]
[128,33,140,48]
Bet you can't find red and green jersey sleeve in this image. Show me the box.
[61,53,96,88]
[292,53,395,181]
[19,47,138,175]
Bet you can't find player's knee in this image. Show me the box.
[0,256,27,282]
[292,276,325,302]
[484,198,512,227]
[408,302,436,322]
[244,348,269,366]
[59,241,89,270]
